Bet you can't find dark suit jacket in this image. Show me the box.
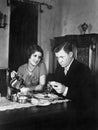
[52,59,96,113]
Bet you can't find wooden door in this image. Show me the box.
[9,1,38,71]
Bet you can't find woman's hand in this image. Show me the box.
[11,71,17,79]
[20,87,30,95]
[34,84,43,91]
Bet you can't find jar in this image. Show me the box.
[18,96,27,104]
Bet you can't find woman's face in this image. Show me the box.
[29,51,42,66]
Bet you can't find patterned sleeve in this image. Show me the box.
[39,62,47,76]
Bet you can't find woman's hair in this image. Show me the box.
[54,41,73,54]
[27,44,44,61]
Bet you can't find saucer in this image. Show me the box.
[33,93,58,100]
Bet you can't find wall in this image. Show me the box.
[31,0,63,73]
[36,0,98,73]
[38,0,62,73]
[0,0,10,68]
[60,0,98,35]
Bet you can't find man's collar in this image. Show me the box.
[64,58,74,71]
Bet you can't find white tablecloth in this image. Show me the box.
[0,97,33,111]
[0,97,68,111]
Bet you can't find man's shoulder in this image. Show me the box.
[73,59,91,75]
[73,59,90,69]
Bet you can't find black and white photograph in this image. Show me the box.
[0,0,97,130]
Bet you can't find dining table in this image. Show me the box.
[0,93,96,130]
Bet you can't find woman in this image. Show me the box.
[11,44,47,94]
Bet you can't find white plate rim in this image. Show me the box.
[37,101,51,106]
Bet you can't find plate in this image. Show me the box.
[33,93,58,100]
[37,99,51,106]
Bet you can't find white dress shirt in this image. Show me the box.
[64,58,74,75]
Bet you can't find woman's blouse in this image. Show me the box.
[17,62,47,88]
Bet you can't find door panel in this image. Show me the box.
[9,2,38,71]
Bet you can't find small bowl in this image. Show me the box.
[18,96,27,104]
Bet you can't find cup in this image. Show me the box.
[11,94,18,102]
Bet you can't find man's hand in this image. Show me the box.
[48,81,67,94]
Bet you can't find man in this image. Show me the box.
[48,41,95,116]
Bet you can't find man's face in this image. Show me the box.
[55,49,73,68]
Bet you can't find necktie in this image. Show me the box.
[64,68,68,75]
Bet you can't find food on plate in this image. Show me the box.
[31,98,38,105]
[33,93,58,100]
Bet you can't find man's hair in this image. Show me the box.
[27,44,44,61]
[54,41,73,54]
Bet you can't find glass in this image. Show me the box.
[45,83,53,96]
